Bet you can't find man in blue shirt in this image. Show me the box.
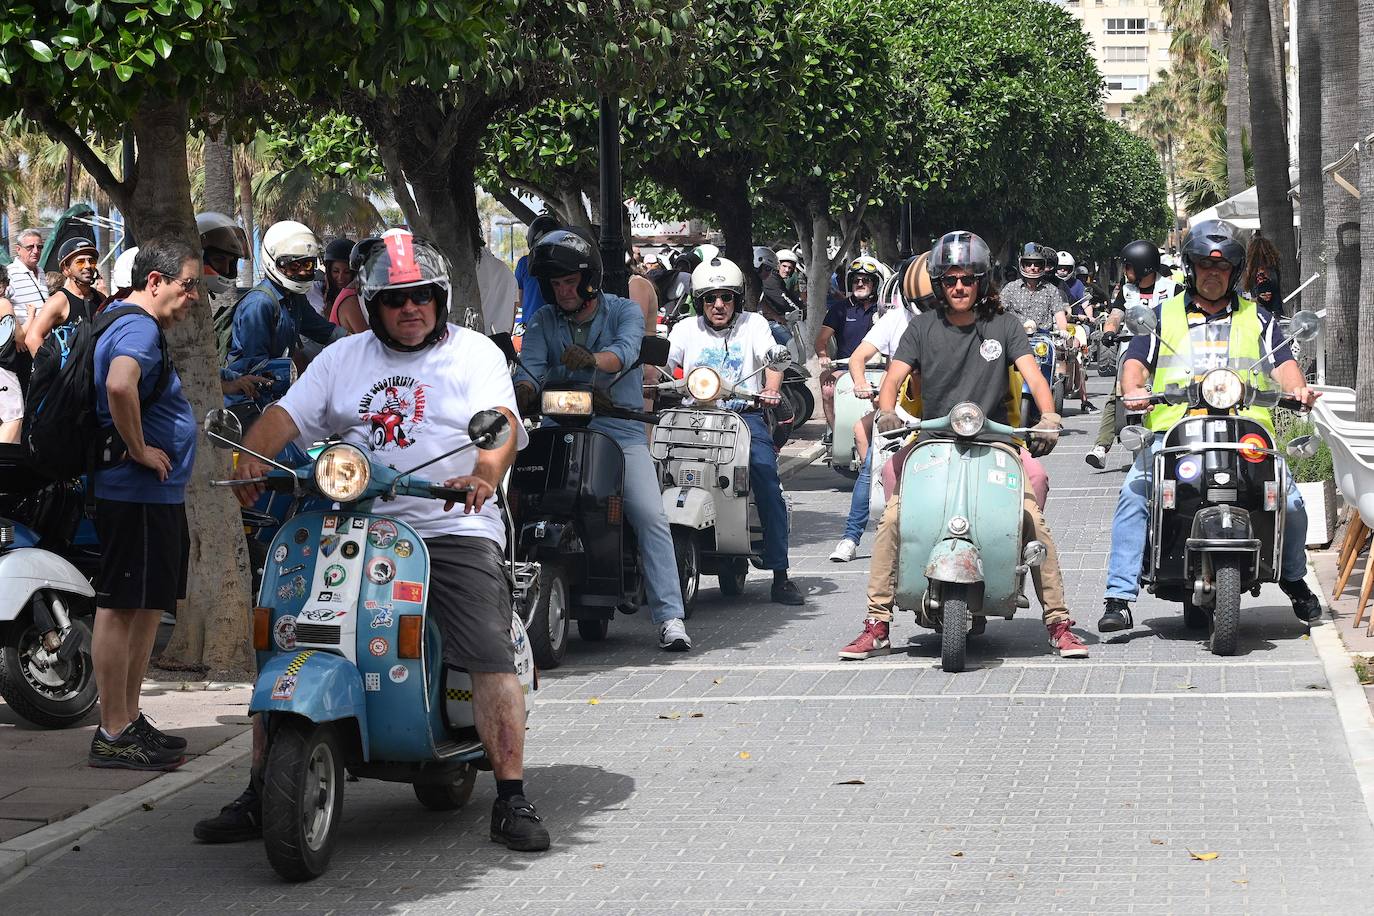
[513,229,691,651]
[814,256,883,439]
[512,214,559,325]
[88,238,199,771]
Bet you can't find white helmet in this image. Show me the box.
[753,246,779,273]
[1055,250,1076,277]
[776,248,799,265]
[111,247,138,291]
[196,211,249,296]
[262,220,321,294]
[691,256,745,301]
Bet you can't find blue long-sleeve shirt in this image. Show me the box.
[224,279,343,404]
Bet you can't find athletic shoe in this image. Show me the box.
[89,724,184,771]
[1047,620,1089,658]
[131,712,188,751]
[491,795,551,852]
[1098,597,1133,633]
[829,538,858,562]
[1085,445,1109,469]
[771,579,805,605]
[1081,400,1098,413]
[193,785,262,843]
[839,618,891,660]
[659,619,691,652]
[1279,578,1322,622]
[822,430,834,447]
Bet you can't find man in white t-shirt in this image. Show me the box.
[198,231,550,853]
[666,256,804,606]
[6,229,49,322]
[476,245,518,335]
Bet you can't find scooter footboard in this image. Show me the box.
[251,650,371,761]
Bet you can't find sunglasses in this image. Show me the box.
[1019,259,1046,269]
[698,292,736,305]
[1194,257,1232,272]
[376,286,436,309]
[156,273,198,291]
[940,275,979,289]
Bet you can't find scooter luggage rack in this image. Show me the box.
[650,412,741,465]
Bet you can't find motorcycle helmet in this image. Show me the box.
[323,238,354,267]
[776,248,799,266]
[845,255,884,298]
[691,243,721,264]
[196,211,248,295]
[899,251,937,312]
[1181,219,1246,295]
[1120,239,1161,281]
[753,246,780,273]
[1055,250,1076,280]
[526,213,560,249]
[691,256,746,327]
[928,231,992,304]
[529,228,603,308]
[1076,265,1090,280]
[1017,242,1048,280]
[357,229,452,352]
[262,220,321,294]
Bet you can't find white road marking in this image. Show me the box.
[539,690,1331,705]
[552,659,1323,673]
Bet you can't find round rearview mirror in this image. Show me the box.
[764,345,793,370]
[1288,310,1321,343]
[1119,425,1151,453]
[468,409,512,450]
[0,314,14,354]
[1125,305,1157,337]
[1286,434,1321,459]
[203,408,243,448]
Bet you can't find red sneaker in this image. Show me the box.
[839,618,891,660]
[1047,620,1089,658]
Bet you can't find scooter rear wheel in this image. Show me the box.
[263,718,345,882]
[577,618,610,641]
[413,763,477,811]
[1209,561,1243,656]
[940,587,970,673]
[718,558,748,596]
[528,564,570,670]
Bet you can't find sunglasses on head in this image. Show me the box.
[376,286,436,308]
[698,291,736,304]
[940,275,979,289]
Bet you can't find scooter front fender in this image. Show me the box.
[661,487,716,530]
[925,539,984,584]
[0,548,94,621]
[251,650,370,761]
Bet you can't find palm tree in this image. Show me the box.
[1245,0,1298,292]
[1295,0,1325,318]
[1320,0,1361,388]
[1161,0,1247,196]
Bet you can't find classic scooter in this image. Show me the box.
[1020,320,1066,424]
[653,347,793,612]
[885,403,1047,673]
[829,357,886,478]
[204,407,536,882]
[1118,306,1322,655]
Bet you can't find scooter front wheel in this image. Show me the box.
[0,615,97,728]
[672,527,700,618]
[1209,561,1243,656]
[940,587,970,673]
[263,718,345,882]
[413,763,478,811]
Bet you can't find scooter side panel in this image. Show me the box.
[251,649,371,761]
[832,369,884,471]
[964,446,1026,608]
[896,441,957,608]
[0,548,95,620]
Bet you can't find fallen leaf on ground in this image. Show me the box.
[737,751,751,760]
[593,863,605,870]
[1175,683,1196,690]
[1188,850,1220,861]
[1150,839,1165,845]
[1233,879,1248,885]
[713,677,723,685]
[689,712,704,718]
[587,697,600,705]
[658,712,681,720]
[1301,634,1310,640]
[951,851,964,858]
[141,802,155,811]
[834,778,866,785]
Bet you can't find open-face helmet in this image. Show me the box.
[1181,219,1246,295]
[928,231,992,305]
[845,255,884,298]
[690,256,745,327]
[357,229,452,352]
[1017,242,1048,280]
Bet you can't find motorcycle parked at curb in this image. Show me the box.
[1119,306,1322,655]
[204,406,535,882]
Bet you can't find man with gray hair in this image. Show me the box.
[6,229,49,322]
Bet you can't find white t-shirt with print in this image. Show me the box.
[278,324,528,544]
[861,307,915,358]
[667,312,778,397]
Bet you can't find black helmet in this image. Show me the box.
[1180,219,1246,295]
[357,229,451,352]
[928,230,992,304]
[323,238,354,266]
[526,213,560,249]
[1017,242,1048,280]
[1120,239,1161,280]
[530,228,602,308]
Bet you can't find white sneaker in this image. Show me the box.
[1085,445,1109,470]
[659,619,691,652]
[829,538,858,562]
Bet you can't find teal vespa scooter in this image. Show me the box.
[886,402,1047,672]
[203,407,536,882]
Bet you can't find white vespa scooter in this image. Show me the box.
[652,347,794,613]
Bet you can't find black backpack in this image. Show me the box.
[24,305,172,481]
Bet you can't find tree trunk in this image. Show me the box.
[710,171,759,309]
[1353,0,1374,418]
[1319,0,1361,388]
[866,204,901,268]
[236,154,256,280]
[1245,0,1299,292]
[1295,0,1324,315]
[202,135,235,216]
[1226,0,1251,196]
[1268,0,1287,117]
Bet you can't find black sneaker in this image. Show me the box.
[1279,578,1322,622]
[193,785,262,843]
[131,712,188,751]
[491,795,551,852]
[771,579,805,606]
[89,724,185,771]
[1081,400,1098,413]
[1097,597,1133,633]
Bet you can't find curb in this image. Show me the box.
[0,728,252,884]
[779,442,826,480]
[1306,565,1374,829]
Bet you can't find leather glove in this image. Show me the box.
[875,410,904,435]
[561,344,597,371]
[1027,412,1062,457]
[514,381,539,417]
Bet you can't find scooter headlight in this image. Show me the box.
[313,443,371,502]
[1200,368,1243,410]
[686,366,723,402]
[541,390,593,416]
[1032,340,1050,358]
[1023,319,1037,335]
[949,402,986,437]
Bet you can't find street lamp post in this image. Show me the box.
[598,93,629,297]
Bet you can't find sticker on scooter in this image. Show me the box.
[322,516,338,532]
[276,583,293,600]
[316,590,335,602]
[994,451,1006,468]
[1006,474,1019,491]
[273,544,288,563]
[389,664,409,684]
[371,607,393,629]
[1176,456,1202,482]
[394,539,413,558]
[320,535,340,558]
[293,528,308,544]
[301,546,312,557]
[368,520,398,548]
[271,674,297,700]
[324,564,346,587]
[367,556,396,585]
[273,615,297,650]
[351,518,366,530]
[292,575,307,598]
[393,580,424,603]
[279,563,304,575]
[301,608,347,622]
[342,541,360,559]
[364,672,381,692]
[368,637,388,657]
[987,469,1006,486]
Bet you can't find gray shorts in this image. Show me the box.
[425,535,515,673]
[0,367,22,423]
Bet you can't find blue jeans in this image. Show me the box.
[768,321,792,345]
[842,446,873,544]
[616,434,687,624]
[742,412,790,570]
[1105,437,1309,601]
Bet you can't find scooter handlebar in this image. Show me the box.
[428,484,475,503]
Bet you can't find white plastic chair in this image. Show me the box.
[1313,419,1374,632]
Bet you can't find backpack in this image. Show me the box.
[213,286,253,363]
[24,305,172,481]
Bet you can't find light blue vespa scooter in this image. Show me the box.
[887,402,1047,672]
[203,407,535,882]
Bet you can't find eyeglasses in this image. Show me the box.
[376,286,436,309]
[17,243,41,251]
[851,276,875,284]
[156,273,198,291]
[698,292,736,304]
[940,275,979,289]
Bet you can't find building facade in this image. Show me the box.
[1058,0,1175,121]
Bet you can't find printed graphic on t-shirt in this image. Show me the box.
[356,375,432,451]
[979,339,1003,362]
[695,342,747,385]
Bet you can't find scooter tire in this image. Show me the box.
[263,718,345,882]
[413,763,478,811]
[940,587,970,673]
[672,527,700,618]
[718,558,748,596]
[1052,379,1065,416]
[577,618,610,642]
[0,615,97,729]
[527,564,570,670]
[1209,561,1243,656]
[791,385,816,426]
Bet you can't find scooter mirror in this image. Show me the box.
[203,408,243,448]
[0,314,14,355]
[468,409,512,450]
[639,336,671,367]
[764,345,793,370]
[488,332,518,364]
[1125,305,1157,336]
[1288,310,1321,343]
[1119,425,1151,452]
[1286,434,1321,459]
